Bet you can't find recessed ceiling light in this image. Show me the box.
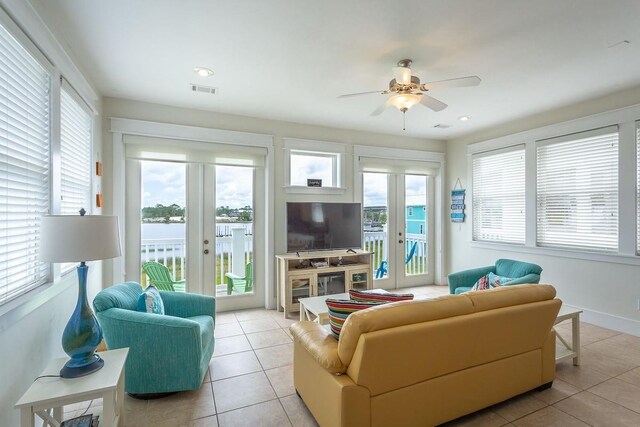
[194,67,214,77]
[459,116,471,121]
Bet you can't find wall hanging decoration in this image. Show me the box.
[451,178,465,223]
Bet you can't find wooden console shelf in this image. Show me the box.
[276,250,373,318]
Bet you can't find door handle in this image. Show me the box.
[398,239,404,244]
[203,249,210,254]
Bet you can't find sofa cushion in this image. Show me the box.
[137,285,165,315]
[349,289,414,303]
[326,299,383,339]
[470,274,493,291]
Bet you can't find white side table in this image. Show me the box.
[554,306,582,366]
[15,348,128,427]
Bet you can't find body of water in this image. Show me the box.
[142,223,253,240]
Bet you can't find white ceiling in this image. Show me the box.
[32,0,640,139]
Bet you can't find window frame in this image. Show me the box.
[0,7,97,311]
[468,106,640,266]
[282,138,346,194]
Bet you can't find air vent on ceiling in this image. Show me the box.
[190,83,217,95]
[434,124,451,129]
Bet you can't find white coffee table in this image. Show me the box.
[299,289,387,324]
[554,305,582,365]
[15,348,128,427]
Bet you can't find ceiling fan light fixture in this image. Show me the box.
[389,93,421,112]
[194,67,214,77]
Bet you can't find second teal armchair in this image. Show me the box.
[93,282,215,395]
[448,258,542,295]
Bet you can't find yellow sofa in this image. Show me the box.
[290,284,561,427]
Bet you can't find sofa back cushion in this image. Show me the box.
[93,281,143,313]
[338,284,559,396]
[495,258,542,278]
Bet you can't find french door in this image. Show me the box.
[363,172,434,289]
[126,160,263,311]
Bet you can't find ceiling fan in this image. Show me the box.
[338,59,481,122]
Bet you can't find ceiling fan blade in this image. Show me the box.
[392,66,412,85]
[419,94,448,112]
[370,98,393,116]
[338,90,384,99]
[421,76,481,90]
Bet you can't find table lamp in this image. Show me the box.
[39,209,121,378]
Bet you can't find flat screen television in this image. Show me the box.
[286,202,362,252]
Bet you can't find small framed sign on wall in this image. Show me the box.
[307,179,322,187]
[451,178,465,223]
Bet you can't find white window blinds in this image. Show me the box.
[0,22,51,303]
[472,146,525,244]
[60,84,92,215]
[537,126,618,252]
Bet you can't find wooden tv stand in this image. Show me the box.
[276,250,373,318]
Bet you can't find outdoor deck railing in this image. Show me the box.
[141,231,427,288]
[140,235,253,286]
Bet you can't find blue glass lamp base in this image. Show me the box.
[60,354,104,378]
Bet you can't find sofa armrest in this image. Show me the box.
[448,265,495,294]
[160,291,216,319]
[506,273,540,285]
[97,308,203,364]
[290,322,348,374]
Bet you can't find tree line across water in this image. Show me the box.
[142,204,253,223]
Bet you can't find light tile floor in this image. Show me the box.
[62,285,640,426]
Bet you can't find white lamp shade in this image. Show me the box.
[39,215,122,262]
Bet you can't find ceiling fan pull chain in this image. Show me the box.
[403,111,406,131]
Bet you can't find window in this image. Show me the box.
[0,22,51,304]
[289,150,338,187]
[59,85,92,274]
[283,138,346,191]
[472,147,526,244]
[537,127,618,252]
[60,85,92,215]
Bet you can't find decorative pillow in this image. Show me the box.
[488,272,513,286]
[348,289,414,303]
[325,299,383,339]
[470,274,494,291]
[137,285,165,315]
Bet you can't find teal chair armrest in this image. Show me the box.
[225,272,243,280]
[505,273,540,285]
[160,291,216,319]
[448,265,495,294]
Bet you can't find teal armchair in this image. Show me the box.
[448,259,542,295]
[93,282,215,395]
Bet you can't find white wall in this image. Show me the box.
[101,97,446,301]
[446,86,640,335]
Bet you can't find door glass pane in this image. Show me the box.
[363,173,388,280]
[140,161,186,290]
[216,165,254,296]
[405,175,427,276]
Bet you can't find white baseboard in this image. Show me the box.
[565,305,640,337]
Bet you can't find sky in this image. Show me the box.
[141,161,426,209]
[141,161,253,209]
[363,173,427,207]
